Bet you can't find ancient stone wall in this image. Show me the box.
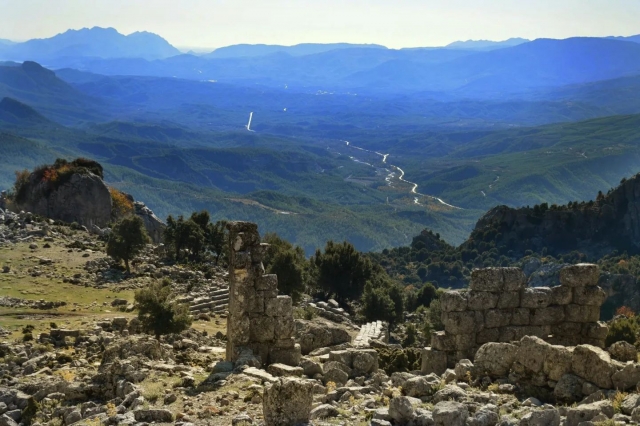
[225,221,301,367]
[427,264,608,369]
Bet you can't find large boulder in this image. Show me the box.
[295,319,351,355]
[432,401,469,426]
[571,345,618,389]
[133,201,165,244]
[263,378,314,426]
[402,374,441,398]
[17,169,112,228]
[473,342,518,377]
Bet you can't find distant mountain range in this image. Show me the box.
[206,43,387,58]
[0,27,180,61]
[445,38,530,50]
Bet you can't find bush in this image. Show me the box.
[135,280,192,339]
[107,216,150,273]
[606,317,638,347]
[109,187,134,219]
[375,347,421,374]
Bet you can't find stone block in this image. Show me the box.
[352,350,378,374]
[422,348,447,375]
[572,286,607,306]
[473,342,518,377]
[503,267,527,291]
[551,322,583,337]
[440,291,468,312]
[249,291,265,313]
[499,326,549,342]
[263,377,314,426]
[269,344,302,367]
[559,263,599,287]
[470,268,504,292]
[431,331,456,351]
[467,291,499,310]
[443,311,482,334]
[484,309,512,328]
[543,344,574,381]
[530,306,565,326]
[550,285,573,305]
[497,291,520,309]
[273,337,296,349]
[257,274,278,291]
[454,333,476,350]
[511,308,531,325]
[476,328,500,344]
[520,287,552,308]
[329,350,353,367]
[571,345,617,389]
[565,304,601,323]
[516,336,551,373]
[274,316,295,338]
[267,363,304,377]
[250,316,275,343]
[582,322,608,340]
[266,296,293,317]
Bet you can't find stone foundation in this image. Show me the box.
[427,264,608,370]
[225,221,301,367]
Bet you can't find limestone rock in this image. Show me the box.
[559,264,599,287]
[389,396,419,424]
[571,345,617,389]
[263,378,314,426]
[402,374,441,398]
[608,340,638,362]
[473,342,517,377]
[432,401,469,426]
[611,362,640,391]
[309,404,339,420]
[133,409,174,423]
[554,374,584,402]
[295,320,350,355]
[518,409,560,426]
[565,400,613,426]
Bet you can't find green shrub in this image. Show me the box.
[375,347,421,374]
[606,317,638,347]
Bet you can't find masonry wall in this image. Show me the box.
[225,221,301,367]
[430,264,608,368]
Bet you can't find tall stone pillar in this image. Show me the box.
[225,221,301,367]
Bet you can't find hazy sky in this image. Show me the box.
[0,0,638,49]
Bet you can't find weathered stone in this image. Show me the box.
[476,328,500,344]
[549,285,573,305]
[310,404,339,420]
[612,362,640,391]
[499,325,549,342]
[554,374,584,402]
[300,359,323,377]
[467,291,499,310]
[520,287,552,309]
[454,359,473,379]
[608,340,637,362]
[443,311,482,334]
[269,344,301,366]
[402,374,441,398]
[454,333,476,350]
[323,368,349,385]
[571,345,617,389]
[559,263,599,287]
[566,400,613,426]
[250,316,275,343]
[564,305,600,323]
[497,291,520,309]
[518,409,560,426]
[511,308,531,326]
[263,378,314,426]
[432,384,467,403]
[503,267,527,291]
[572,286,607,306]
[267,363,304,377]
[621,394,640,415]
[551,322,582,337]
[432,401,469,426]
[133,409,174,423]
[470,268,504,292]
[256,274,278,291]
[473,342,517,377]
[295,320,350,355]
[389,396,419,424]
[485,309,512,328]
[431,331,456,352]
[582,322,608,341]
[352,350,378,374]
[421,348,447,375]
[266,296,293,317]
[530,306,565,326]
[543,345,573,381]
[440,291,468,312]
[516,336,550,374]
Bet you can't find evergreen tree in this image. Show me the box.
[107,215,149,273]
[135,279,192,339]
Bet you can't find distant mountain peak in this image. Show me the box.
[0,97,56,127]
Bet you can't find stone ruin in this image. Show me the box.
[424,263,608,372]
[225,221,301,367]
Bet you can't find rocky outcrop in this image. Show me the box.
[134,201,165,244]
[17,171,112,228]
[467,172,640,257]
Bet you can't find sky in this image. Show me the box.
[0,0,638,50]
